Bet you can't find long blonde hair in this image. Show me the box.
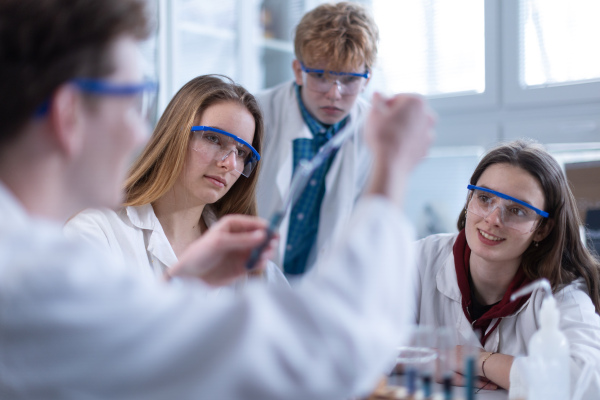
[124,75,263,218]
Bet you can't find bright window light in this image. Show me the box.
[372,0,485,97]
[520,0,600,88]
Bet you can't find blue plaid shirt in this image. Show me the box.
[283,84,348,276]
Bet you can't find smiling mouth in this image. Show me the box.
[478,229,504,241]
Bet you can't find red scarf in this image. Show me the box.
[453,230,532,346]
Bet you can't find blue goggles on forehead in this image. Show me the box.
[467,185,549,218]
[299,62,370,79]
[190,126,260,162]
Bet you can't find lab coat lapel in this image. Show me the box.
[126,204,178,271]
[436,246,533,351]
[317,127,356,259]
[437,251,477,344]
[274,87,314,260]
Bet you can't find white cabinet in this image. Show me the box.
[156,0,329,113]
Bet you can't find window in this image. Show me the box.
[172,0,238,91]
[372,0,485,97]
[503,0,600,106]
[520,0,600,88]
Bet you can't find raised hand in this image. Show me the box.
[170,214,277,286]
[365,92,436,204]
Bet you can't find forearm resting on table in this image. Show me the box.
[480,352,513,390]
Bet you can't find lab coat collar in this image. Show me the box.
[275,83,313,204]
[125,204,217,230]
[436,248,463,303]
[125,203,157,230]
[275,81,362,202]
[125,204,218,270]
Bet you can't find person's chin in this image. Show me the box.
[317,109,347,125]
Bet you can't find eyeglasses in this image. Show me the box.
[34,78,158,122]
[300,62,369,95]
[466,184,549,234]
[190,126,260,177]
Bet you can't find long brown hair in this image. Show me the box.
[124,75,263,218]
[456,139,600,313]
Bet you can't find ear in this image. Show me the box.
[533,218,555,242]
[48,84,85,158]
[292,59,303,86]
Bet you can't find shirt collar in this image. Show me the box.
[125,203,157,230]
[294,83,348,139]
[125,203,218,231]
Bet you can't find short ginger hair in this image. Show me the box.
[294,2,379,72]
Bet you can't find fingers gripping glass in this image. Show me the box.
[466,185,549,234]
[190,126,260,177]
[300,62,369,95]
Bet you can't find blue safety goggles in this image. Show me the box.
[34,78,158,118]
[467,185,549,218]
[299,62,370,79]
[190,126,260,177]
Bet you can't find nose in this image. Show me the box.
[217,149,238,172]
[325,79,343,99]
[125,108,150,151]
[484,206,504,226]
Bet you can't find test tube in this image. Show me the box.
[416,326,436,399]
[464,344,479,400]
[401,327,418,397]
[437,327,454,400]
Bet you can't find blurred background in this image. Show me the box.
[141,0,600,242]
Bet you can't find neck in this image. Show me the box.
[0,142,78,223]
[469,253,520,305]
[152,190,207,256]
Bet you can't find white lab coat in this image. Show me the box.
[414,233,600,399]
[63,204,288,290]
[255,81,372,272]
[0,181,416,400]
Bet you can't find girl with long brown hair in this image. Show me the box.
[414,139,600,398]
[65,75,287,288]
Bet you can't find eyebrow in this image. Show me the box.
[477,185,536,205]
[202,126,251,149]
[205,125,229,133]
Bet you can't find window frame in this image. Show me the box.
[501,0,600,108]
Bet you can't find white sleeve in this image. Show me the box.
[0,196,415,400]
[261,260,290,288]
[63,210,112,253]
[509,283,600,400]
